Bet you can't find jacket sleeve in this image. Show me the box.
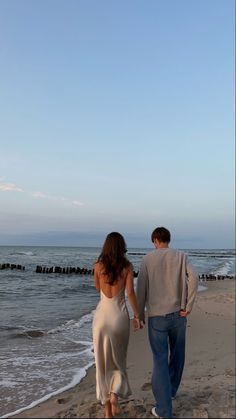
[185,257,199,313]
[136,258,148,322]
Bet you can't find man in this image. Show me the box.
[136,227,198,419]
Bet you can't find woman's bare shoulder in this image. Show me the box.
[124,262,133,276]
[126,261,133,270]
[94,261,104,272]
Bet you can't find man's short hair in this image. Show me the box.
[151,227,171,243]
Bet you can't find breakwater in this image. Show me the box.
[0,262,235,280]
[36,265,94,275]
[0,263,25,270]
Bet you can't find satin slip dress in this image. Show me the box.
[92,286,132,404]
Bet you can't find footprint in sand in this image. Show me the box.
[88,403,101,415]
[56,397,71,404]
[225,368,236,376]
[193,407,208,418]
[141,382,152,391]
[123,401,148,417]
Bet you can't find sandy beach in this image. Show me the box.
[12,280,235,419]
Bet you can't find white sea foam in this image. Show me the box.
[48,311,94,335]
[5,350,92,367]
[9,251,35,256]
[50,348,93,361]
[1,359,94,419]
[0,307,96,418]
[67,339,92,345]
[214,260,235,276]
[198,284,207,292]
[0,380,18,388]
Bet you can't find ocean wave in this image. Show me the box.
[1,359,95,419]
[13,329,45,339]
[0,326,46,341]
[189,254,235,259]
[0,325,26,331]
[0,379,19,388]
[214,260,235,276]
[9,251,35,256]
[3,345,94,368]
[48,311,94,335]
[59,284,94,296]
[0,325,28,341]
[67,339,92,345]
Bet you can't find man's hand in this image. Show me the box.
[180,310,189,317]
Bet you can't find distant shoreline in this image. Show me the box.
[0,244,235,250]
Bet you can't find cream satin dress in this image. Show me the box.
[92,287,132,404]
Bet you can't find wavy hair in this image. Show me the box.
[97,232,130,285]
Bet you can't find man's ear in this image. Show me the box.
[153,239,158,248]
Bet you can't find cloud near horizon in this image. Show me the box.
[31,191,46,198]
[0,182,24,192]
[31,191,84,207]
[72,200,84,207]
[0,179,84,208]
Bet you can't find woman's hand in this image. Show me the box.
[133,317,141,330]
[132,317,144,330]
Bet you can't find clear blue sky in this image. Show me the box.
[0,0,235,248]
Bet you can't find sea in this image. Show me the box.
[0,246,235,417]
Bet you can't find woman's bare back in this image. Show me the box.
[94,261,131,298]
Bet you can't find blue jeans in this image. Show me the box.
[148,311,187,418]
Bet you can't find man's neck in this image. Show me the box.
[155,241,169,249]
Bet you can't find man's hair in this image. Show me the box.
[151,227,171,243]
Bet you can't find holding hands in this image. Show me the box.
[133,315,145,331]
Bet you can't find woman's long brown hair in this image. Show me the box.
[97,232,130,285]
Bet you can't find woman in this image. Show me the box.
[93,232,141,418]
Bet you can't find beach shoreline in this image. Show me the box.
[8,280,236,418]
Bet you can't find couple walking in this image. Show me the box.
[92,227,198,418]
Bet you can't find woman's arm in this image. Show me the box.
[136,259,148,323]
[94,263,100,292]
[125,264,139,318]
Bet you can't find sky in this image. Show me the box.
[0,0,235,248]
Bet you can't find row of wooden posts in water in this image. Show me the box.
[0,262,235,280]
[35,267,235,280]
[0,263,25,270]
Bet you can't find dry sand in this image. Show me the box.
[13,280,235,418]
